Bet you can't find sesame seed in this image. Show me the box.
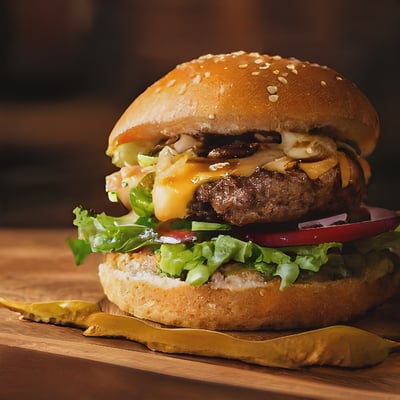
[178,84,187,95]
[238,63,248,68]
[272,55,282,60]
[249,52,260,57]
[321,80,327,87]
[267,85,278,94]
[336,76,343,81]
[213,55,225,63]
[192,74,201,84]
[273,69,280,75]
[259,64,270,70]
[219,85,225,95]
[254,58,264,64]
[251,71,260,76]
[232,50,245,57]
[268,94,279,102]
[204,71,211,78]
[200,53,213,60]
[199,122,212,130]
[155,87,161,94]
[291,69,298,75]
[208,113,216,120]
[224,66,228,70]
[278,76,288,84]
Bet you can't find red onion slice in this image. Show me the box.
[298,205,398,231]
[299,213,348,229]
[362,205,397,221]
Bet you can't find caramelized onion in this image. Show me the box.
[281,131,336,160]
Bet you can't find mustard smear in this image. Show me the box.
[1,297,399,369]
[0,297,100,327]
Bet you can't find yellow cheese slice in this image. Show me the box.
[153,147,284,221]
[298,155,338,180]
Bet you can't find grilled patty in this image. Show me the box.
[188,162,366,226]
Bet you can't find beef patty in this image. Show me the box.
[188,161,366,226]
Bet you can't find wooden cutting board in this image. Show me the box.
[0,229,399,400]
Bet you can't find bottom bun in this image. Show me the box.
[99,250,400,331]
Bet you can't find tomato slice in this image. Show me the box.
[246,214,400,247]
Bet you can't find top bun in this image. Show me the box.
[108,51,379,157]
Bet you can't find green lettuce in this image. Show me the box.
[354,227,400,254]
[69,206,400,290]
[157,236,341,290]
[68,207,160,265]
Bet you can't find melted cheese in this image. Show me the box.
[298,155,338,180]
[153,147,286,221]
[338,151,351,188]
[153,140,342,221]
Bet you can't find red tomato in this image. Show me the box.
[246,215,400,247]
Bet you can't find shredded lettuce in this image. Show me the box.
[190,221,231,231]
[156,236,341,290]
[163,219,231,232]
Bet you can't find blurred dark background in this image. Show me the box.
[0,0,399,227]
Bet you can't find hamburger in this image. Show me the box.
[69,51,400,331]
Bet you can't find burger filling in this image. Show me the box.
[107,131,369,224]
[69,131,400,291]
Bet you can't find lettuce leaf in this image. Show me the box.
[69,207,400,290]
[354,227,400,254]
[69,207,159,263]
[156,235,341,290]
[67,238,92,265]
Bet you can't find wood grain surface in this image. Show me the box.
[0,229,399,400]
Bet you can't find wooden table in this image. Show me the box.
[0,229,399,400]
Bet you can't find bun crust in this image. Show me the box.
[108,51,379,157]
[99,251,400,331]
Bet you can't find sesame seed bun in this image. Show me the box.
[99,251,400,331]
[107,51,379,157]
